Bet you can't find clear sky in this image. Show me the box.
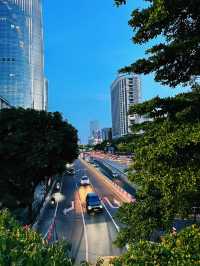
[43,1,188,144]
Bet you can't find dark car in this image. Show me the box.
[86,192,103,214]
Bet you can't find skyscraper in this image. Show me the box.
[0,0,45,110]
[111,74,141,139]
[101,128,112,142]
[90,120,100,138]
[88,120,102,145]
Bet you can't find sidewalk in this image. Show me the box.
[32,179,57,230]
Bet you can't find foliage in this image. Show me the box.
[94,135,136,154]
[115,0,126,6]
[112,225,200,266]
[115,134,138,153]
[0,209,72,266]
[116,89,200,246]
[114,0,200,87]
[0,108,78,219]
[94,140,109,151]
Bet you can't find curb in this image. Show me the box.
[42,175,64,242]
[32,179,57,231]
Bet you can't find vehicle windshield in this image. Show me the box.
[82,176,88,180]
[88,196,100,205]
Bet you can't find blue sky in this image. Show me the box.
[43,1,188,144]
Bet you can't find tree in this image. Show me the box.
[0,209,72,266]
[112,225,200,266]
[0,108,78,220]
[115,88,200,246]
[114,0,200,87]
[94,140,108,151]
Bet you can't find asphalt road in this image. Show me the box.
[36,159,125,264]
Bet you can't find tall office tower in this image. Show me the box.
[0,0,45,110]
[88,120,102,145]
[101,128,112,141]
[111,74,141,139]
[90,120,100,138]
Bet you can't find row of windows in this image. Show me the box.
[0,57,15,62]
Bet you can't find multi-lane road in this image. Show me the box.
[35,159,133,264]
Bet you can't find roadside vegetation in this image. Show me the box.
[0,210,72,266]
[0,108,78,223]
[109,0,200,264]
[112,225,200,265]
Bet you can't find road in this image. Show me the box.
[36,159,127,264]
[91,157,136,196]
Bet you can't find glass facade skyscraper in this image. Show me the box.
[0,0,45,110]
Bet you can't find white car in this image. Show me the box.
[80,176,90,186]
[112,171,119,178]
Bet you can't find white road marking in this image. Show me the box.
[102,201,120,232]
[79,160,129,250]
[75,182,89,262]
[103,197,119,209]
[63,201,75,215]
[88,180,120,233]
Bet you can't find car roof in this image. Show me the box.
[81,175,88,178]
[86,192,98,197]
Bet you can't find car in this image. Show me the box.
[112,171,119,178]
[86,192,103,214]
[80,175,90,186]
[66,163,75,175]
[49,196,56,207]
[67,168,75,175]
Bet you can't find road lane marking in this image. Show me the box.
[79,160,129,250]
[75,182,89,262]
[102,201,120,232]
[63,201,75,215]
[87,178,120,233]
[103,197,119,209]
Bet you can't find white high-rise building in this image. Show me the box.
[111,74,141,139]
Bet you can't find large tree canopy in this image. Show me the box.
[116,88,200,246]
[0,108,78,215]
[114,0,200,87]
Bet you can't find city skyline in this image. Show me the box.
[0,0,46,110]
[43,1,188,143]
